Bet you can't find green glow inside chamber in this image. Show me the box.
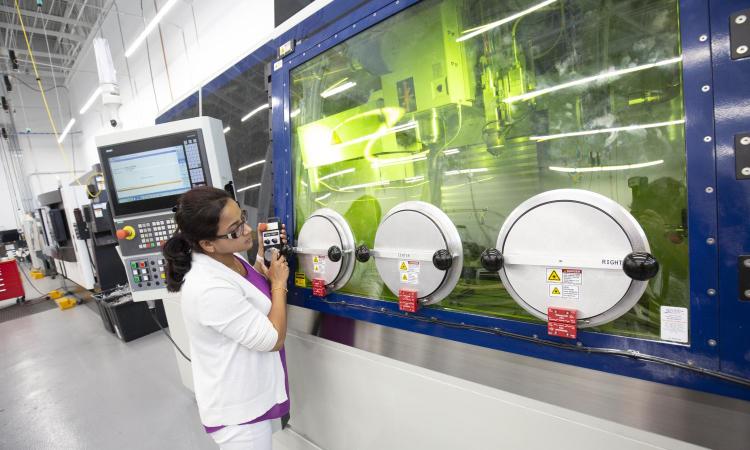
[290,0,688,342]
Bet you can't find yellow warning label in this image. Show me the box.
[399,261,408,271]
[313,256,319,263]
[547,270,561,282]
[401,273,408,282]
[295,272,306,287]
[551,287,561,296]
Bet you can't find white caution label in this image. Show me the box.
[562,285,579,300]
[549,285,562,297]
[400,272,419,284]
[562,268,582,285]
[660,306,688,343]
[546,268,562,283]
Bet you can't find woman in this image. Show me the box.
[163,186,290,450]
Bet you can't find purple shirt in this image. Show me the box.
[204,257,290,433]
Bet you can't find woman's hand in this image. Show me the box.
[267,249,289,289]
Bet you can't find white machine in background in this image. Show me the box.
[60,185,97,290]
[22,212,46,271]
[96,117,233,391]
[36,186,97,290]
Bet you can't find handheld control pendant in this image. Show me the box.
[260,217,283,267]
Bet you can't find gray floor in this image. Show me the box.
[0,266,317,450]
[0,298,217,450]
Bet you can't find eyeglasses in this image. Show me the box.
[216,210,249,240]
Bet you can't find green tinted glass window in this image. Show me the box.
[290,0,687,341]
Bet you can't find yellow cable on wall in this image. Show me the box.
[13,0,100,197]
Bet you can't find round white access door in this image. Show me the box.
[367,201,463,305]
[296,208,356,291]
[489,189,658,328]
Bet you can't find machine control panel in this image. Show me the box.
[114,211,178,255]
[125,255,167,291]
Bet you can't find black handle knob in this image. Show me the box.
[432,249,453,270]
[328,245,342,262]
[280,244,296,260]
[480,248,504,272]
[622,252,659,281]
[355,245,371,263]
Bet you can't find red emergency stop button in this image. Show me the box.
[116,225,136,240]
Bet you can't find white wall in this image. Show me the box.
[3,0,277,207]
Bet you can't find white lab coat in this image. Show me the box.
[180,252,287,427]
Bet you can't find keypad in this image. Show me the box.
[136,218,178,249]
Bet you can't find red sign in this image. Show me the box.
[398,289,419,313]
[547,307,577,325]
[547,321,577,339]
[312,278,327,297]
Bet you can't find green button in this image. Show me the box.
[133,276,140,283]
[130,262,137,269]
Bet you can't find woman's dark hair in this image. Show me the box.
[163,186,232,292]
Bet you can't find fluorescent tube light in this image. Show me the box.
[238,159,265,171]
[321,81,357,98]
[241,103,270,122]
[57,118,75,143]
[405,176,425,183]
[79,87,102,114]
[223,126,231,134]
[290,108,301,118]
[549,159,664,173]
[334,121,418,149]
[443,148,460,155]
[445,168,489,176]
[315,193,331,202]
[372,155,427,168]
[504,56,683,104]
[531,119,685,142]
[319,168,355,181]
[125,0,179,58]
[236,183,261,193]
[340,180,390,191]
[457,0,557,43]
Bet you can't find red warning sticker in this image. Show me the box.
[398,289,419,313]
[548,307,577,324]
[312,278,327,297]
[547,321,577,339]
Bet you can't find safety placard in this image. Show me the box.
[399,260,420,284]
[562,268,582,285]
[294,272,306,288]
[312,278,326,297]
[546,268,562,283]
[549,285,562,297]
[312,255,326,274]
[562,284,579,300]
[398,289,419,312]
[660,306,688,343]
[547,321,577,339]
[548,307,577,324]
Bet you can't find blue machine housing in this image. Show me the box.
[157,0,750,400]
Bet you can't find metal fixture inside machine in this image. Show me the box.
[355,201,463,305]
[481,189,659,327]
